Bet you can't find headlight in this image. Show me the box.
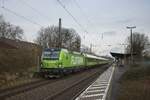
[59,64,62,67]
[40,63,43,67]
[58,62,63,67]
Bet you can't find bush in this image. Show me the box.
[117,60,150,100]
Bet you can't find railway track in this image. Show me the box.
[0,78,58,99]
[44,65,110,100]
[44,70,101,100]
[0,64,110,100]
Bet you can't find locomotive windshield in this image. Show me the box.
[42,49,60,60]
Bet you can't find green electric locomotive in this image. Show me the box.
[40,48,109,76]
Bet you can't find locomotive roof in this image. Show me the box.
[44,48,61,51]
[84,53,108,60]
[44,48,82,54]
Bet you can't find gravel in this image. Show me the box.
[4,65,109,100]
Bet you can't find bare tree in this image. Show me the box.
[35,26,81,51]
[126,32,149,56]
[80,44,91,53]
[0,15,24,40]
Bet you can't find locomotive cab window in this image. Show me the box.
[42,49,60,60]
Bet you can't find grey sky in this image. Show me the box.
[0,0,150,55]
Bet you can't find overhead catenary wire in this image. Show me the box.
[73,0,92,26]
[0,0,4,8]
[57,0,89,34]
[19,0,52,22]
[74,0,103,47]
[73,0,99,46]
[1,6,43,27]
[2,0,4,7]
[72,0,90,42]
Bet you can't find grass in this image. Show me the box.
[0,74,37,90]
[117,60,150,100]
[0,67,38,90]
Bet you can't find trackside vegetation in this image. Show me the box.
[117,59,150,100]
[0,38,42,90]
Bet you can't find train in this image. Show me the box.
[40,48,110,77]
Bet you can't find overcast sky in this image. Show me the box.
[0,0,150,55]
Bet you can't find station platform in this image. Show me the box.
[75,64,115,100]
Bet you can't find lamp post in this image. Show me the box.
[126,26,136,64]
